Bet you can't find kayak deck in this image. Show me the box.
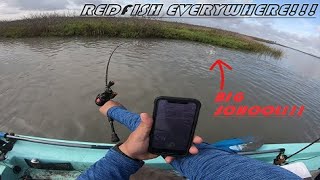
[0,136,169,179]
[0,136,319,179]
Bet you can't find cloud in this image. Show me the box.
[4,0,70,10]
[177,17,320,56]
[233,19,320,56]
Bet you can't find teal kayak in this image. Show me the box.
[0,133,319,179]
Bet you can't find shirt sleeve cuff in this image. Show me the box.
[106,147,144,174]
[107,105,127,117]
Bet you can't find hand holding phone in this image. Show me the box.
[149,96,201,156]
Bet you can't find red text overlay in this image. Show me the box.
[213,92,304,117]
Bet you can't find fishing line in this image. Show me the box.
[286,137,320,160]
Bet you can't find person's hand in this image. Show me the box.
[165,135,203,163]
[99,100,122,116]
[119,113,203,163]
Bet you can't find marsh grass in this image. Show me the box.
[0,14,283,58]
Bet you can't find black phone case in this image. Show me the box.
[148,96,201,156]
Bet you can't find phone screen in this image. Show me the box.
[152,99,197,151]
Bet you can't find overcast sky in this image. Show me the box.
[0,0,319,56]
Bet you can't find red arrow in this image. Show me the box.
[209,59,232,90]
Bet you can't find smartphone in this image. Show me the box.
[148,96,201,156]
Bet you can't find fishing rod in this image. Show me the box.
[286,137,320,160]
[95,43,124,143]
[0,132,112,149]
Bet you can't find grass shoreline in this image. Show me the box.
[0,15,283,58]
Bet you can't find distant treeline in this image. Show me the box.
[0,14,283,58]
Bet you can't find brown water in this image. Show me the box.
[0,38,319,143]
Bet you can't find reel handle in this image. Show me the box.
[95,81,117,106]
[107,81,115,88]
[109,117,120,142]
[95,81,120,142]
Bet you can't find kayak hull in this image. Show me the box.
[1,135,319,179]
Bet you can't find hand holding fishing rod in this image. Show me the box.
[95,80,117,106]
[95,43,124,142]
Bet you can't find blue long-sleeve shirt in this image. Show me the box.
[78,106,301,180]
